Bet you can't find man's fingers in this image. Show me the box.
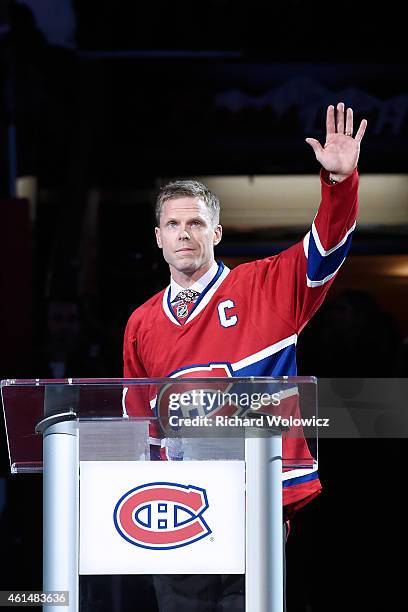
[345,107,353,136]
[326,105,335,134]
[305,138,323,156]
[355,118,368,142]
[336,102,345,133]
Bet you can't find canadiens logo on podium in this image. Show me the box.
[113,482,211,550]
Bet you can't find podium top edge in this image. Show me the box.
[1,376,317,387]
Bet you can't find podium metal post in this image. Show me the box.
[246,432,283,612]
[41,418,79,612]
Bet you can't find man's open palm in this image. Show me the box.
[306,102,367,180]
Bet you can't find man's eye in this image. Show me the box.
[191,221,201,227]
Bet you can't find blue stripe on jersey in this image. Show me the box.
[193,261,225,307]
[233,343,297,377]
[283,470,319,487]
[307,229,353,282]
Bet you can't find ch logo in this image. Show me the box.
[156,364,235,428]
[218,300,238,327]
[114,482,211,550]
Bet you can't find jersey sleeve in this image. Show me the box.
[254,168,359,334]
[123,315,150,417]
[123,313,163,447]
[123,319,148,381]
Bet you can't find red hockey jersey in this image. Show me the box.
[123,169,359,512]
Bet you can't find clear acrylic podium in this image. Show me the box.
[1,377,318,612]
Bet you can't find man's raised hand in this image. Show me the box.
[306,102,367,182]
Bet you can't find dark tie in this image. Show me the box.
[172,289,200,322]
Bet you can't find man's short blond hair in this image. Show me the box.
[155,180,220,226]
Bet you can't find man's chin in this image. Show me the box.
[171,259,200,275]
[177,264,198,275]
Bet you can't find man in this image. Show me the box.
[123,102,367,610]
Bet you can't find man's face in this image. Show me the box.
[155,197,222,280]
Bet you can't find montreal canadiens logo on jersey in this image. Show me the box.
[114,482,211,550]
[156,364,243,431]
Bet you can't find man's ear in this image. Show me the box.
[155,227,162,248]
[213,224,222,246]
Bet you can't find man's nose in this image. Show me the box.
[178,228,191,240]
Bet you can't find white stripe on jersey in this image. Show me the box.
[231,334,297,371]
[282,464,318,481]
[187,264,230,322]
[309,220,356,257]
[306,260,345,287]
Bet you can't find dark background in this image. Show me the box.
[1,1,407,610]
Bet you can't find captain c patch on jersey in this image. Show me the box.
[218,300,238,328]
